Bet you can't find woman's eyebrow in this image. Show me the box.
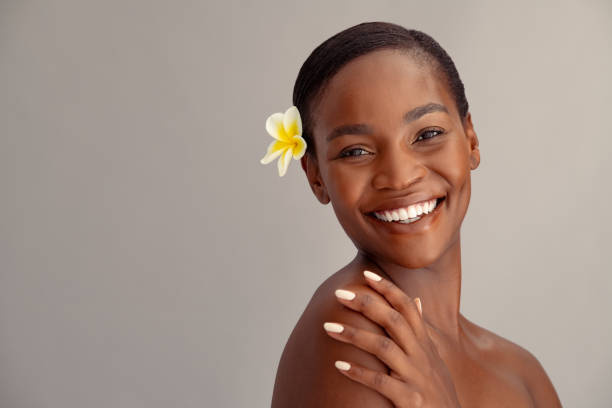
[326,123,373,142]
[403,102,448,123]
[325,102,449,142]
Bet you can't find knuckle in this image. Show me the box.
[377,335,394,352]
[343,326,356,340]
[388,308,403,325]
[359,293,372,308]
[373,371,387,387]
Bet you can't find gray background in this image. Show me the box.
[1,0,611,407]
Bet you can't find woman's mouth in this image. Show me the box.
[366,196,446,225]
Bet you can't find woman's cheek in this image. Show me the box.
[328,165,363,202]
[441,140,473,230]
[327,167,369,230]
[430,137,469,189]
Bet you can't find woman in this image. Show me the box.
[269,22,562,407]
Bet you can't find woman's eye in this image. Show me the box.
[416,129,444,142]
[339,147,370,158]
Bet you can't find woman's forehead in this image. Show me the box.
[312,50,454,132]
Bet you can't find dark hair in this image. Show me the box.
[292,22,469,156]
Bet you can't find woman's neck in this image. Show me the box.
[354,235,464,344]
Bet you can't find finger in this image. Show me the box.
[323,321,420,380]
[334,288,421,356]
[334,360,424,407]
[362,270,428,341]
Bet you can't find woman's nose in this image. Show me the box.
[371,146,427,191]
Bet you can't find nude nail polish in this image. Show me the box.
[335,289,356,300]
[414,297,422,316]
[335,360,351,371]
[323,322,344,333]
[363,270,382,281]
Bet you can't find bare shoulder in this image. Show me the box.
[271,264,394,407]
[462,318,563,408]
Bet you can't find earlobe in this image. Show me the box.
[463,112,480,170]
[470,150,480,170]
[469,140,480,170]
[315,184,330,204]
[301,154,330,204]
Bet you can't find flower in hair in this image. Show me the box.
[260,106,307,177]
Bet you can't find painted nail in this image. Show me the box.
[335,289,356,300]
[323,322,344,333]
[414,297,422,316]
[363,270,382,282]
[335,360,351,371]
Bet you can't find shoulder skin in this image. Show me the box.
[271,266,395,407]
[462,319,563,408]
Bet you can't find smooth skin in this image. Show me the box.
[328,270,463,407]
[271,49,562,407]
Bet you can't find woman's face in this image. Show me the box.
[302,49,480,268]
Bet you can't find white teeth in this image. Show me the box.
[397,215,421,224]
[416,204,424,216]
[427,198,437,213]
[373,197,441,223]
[431,198,438,211]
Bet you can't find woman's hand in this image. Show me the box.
[323,270,462,408]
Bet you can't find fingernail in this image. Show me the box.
[335,360,351,371]
[414,297,422,316]
[335,289,356,300]
[363,270,382,281]
[323,322,344,333]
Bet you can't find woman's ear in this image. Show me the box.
[301,153,330,204]
[463,112,480,170]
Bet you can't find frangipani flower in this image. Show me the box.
[260,105,307,177]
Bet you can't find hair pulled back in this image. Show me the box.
[292,22,469,156]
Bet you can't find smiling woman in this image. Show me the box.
[270,22,562,407]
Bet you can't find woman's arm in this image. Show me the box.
[271,284,394,407]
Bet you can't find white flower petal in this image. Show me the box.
[265,112,287,141]
[277,147,294,177]
[292,135,307,159]
[283,106,302,138]
[260,140,287,164]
